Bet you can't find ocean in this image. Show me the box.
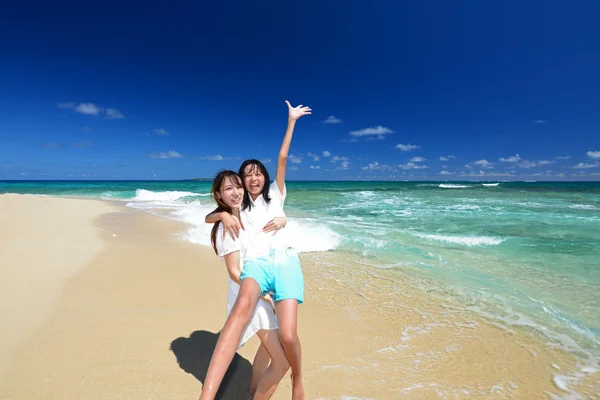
[2,179,599,393]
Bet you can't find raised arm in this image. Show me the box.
[275,100,311,194]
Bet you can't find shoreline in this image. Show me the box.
[0,195,598,398]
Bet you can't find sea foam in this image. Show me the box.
[413,233,505,246]
[126,189,340,253]
[439,184,470,189]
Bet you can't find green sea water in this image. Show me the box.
[2,180,599,365]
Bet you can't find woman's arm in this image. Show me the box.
[222,251,242,284]
[275,100,312,194]
[206,211,242,238]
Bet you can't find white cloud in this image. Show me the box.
[410,157,426,162]
[105,108,125,119]
[149,150,182,159]
[460,171,515,177]
[322,115,342,124]
[289,154,302,164]
[335,161,351,171]
[310,165,321,169]
[537,160,554,165]
[474,159,493,168]
[587,151,600,159]
[500,154,521,163]
[322,151,331,157]
[439,155,455,161]
[75,103,103,115]
[199,155,224,160]
[289,166,299,171]
[518,160,538,168]
[573,162,600,169]
[350,126,395,137]
[555,156,571,160]
[261,158,272,164]
[340,138,359,143]
[307,152,320,161]
[395,143,420,152]
[198,155,238,161]
[440,170,453,175]
[362,162,392,171]
[398,162,428,170]
[154,128,169,135]
[58,101,124,119]
[331,156,349,163]
[533,120,548,124]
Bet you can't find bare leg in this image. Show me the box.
[249,343,270,396]
[199,279,262,400]
[275,299,303,400]
[253,329,290,400]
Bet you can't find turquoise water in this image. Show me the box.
[2,180,599,361]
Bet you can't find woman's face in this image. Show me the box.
[218,176,244,209]
[243,164,265,198]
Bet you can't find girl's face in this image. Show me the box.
[243,164,265,199]
[218,176,244,209]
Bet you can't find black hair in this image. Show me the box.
[209,170,243,254]
[238,159,271,211]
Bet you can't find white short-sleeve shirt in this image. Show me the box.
[215,221,278,348]
[241,183,291,259]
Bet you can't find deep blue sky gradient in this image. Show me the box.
[1,0,599,180]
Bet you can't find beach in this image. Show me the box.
[1,194,598,399]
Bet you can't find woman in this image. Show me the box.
[201,101,310,400]
[209,170,290,399]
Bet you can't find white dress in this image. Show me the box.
[215,222,278,349]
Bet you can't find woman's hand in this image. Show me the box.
[286,100,311,121]
[222,213,242,239]
[262,216,287,233]
[262,294,276,313]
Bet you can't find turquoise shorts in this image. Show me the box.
[241,248,304,304]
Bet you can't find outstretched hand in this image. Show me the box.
[285,100,311,121]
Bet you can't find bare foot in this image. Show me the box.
[291,375,305,400]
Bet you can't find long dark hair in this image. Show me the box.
[238,159,271,211]
[209,170,244,255]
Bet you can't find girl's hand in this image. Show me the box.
[262,294,276,313]
[262,216,287,233]
[286,100,311,121]
[222,213,242,239]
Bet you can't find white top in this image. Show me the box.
[241,183,291,259]
[215,221,278,348]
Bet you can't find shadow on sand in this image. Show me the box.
[170,330,252,399]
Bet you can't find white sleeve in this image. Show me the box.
[269,182,287,217]
[215,225,241,257]
[269,182,287,208]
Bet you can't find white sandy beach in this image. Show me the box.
[0,195,597,399]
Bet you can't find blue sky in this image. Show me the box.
[1,0,599,181]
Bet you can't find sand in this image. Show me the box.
[0,195,598,399]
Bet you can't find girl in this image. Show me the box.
[209,170,290,399]
[201,101,310,400]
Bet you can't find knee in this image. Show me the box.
[272,356,290,376]
[279,329,299,349]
